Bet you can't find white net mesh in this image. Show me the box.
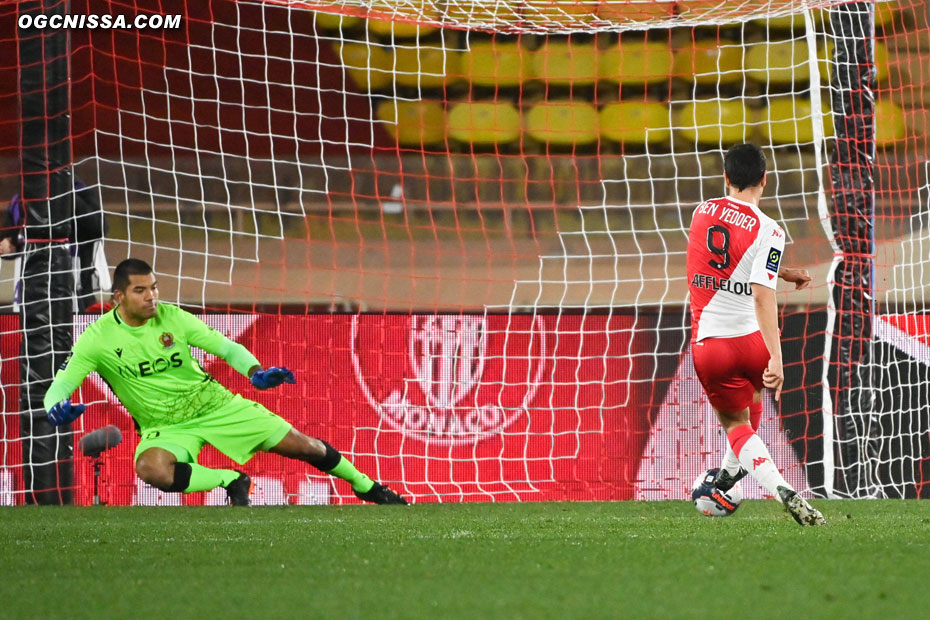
[2,0,928,504]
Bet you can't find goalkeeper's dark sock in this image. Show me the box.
[310,441,375,493]
[169,462,240,493]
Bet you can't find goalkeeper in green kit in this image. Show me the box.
[44,258,407,506]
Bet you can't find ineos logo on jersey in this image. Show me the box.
[117,352,183,378]
[351,315,547,445]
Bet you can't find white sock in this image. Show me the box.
[719,447,742,475]
[736,433,792,498]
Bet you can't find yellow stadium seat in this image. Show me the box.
[754,14,803,29]
[762,97,814,144]
[875,40,890,83]
[818,41,833,82]
[394,46,460,89]
[447,102,522,145]
[762,97,837,145]
[876,1,898,27]
[313,11,361,30]
[444,1,521,30]
[783,102,899,147]
[599,101,671,145]
[875,100,906,147]
[598,40,673,85]
[675,99,748,145]
[673,42,743,85]
[525,101,598,145]
[458,41,532,88]
[366,1,439,38]
[368,18,437,38]
[532,40,599,85]
[746,40,808,85]
[376,100,446,146]
[819,107,835,140]
[338,42,393,91]
[817,40,890,84]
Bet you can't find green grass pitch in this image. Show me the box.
[2,500,929,619]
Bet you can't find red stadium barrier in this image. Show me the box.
[5,310,930,504]
[4,313,682,504]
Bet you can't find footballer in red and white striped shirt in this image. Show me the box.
[686,144,825,526]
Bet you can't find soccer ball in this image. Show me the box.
[691,468,742,517]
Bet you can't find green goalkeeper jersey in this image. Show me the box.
[43,303,261,429]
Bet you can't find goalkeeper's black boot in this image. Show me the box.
[714,466,749,493]
[777,486,826,526]
[355,483,409,505]
[226,471,253,507]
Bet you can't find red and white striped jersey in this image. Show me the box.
[687,196,785,342]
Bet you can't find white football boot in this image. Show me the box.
[778,486,827,526]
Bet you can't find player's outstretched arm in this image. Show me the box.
[180,308,262,376]
[752,283,784,401]
[180,307,296,389]
[779,267,812,290]
[249,366,296,390]
[43,343,97,425]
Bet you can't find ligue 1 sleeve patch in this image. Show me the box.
[59,353,72,371]
[765,248,782,272]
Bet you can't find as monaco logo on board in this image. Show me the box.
[351,314,547,445]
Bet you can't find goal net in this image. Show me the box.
[2,0,928,504]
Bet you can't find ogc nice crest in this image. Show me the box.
[351,314,547,445]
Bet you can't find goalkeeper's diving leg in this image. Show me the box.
[134,430,408,506]
[134,447,248,504]
[268,429,408,505]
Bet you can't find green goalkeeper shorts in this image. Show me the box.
[134,394,292,465]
